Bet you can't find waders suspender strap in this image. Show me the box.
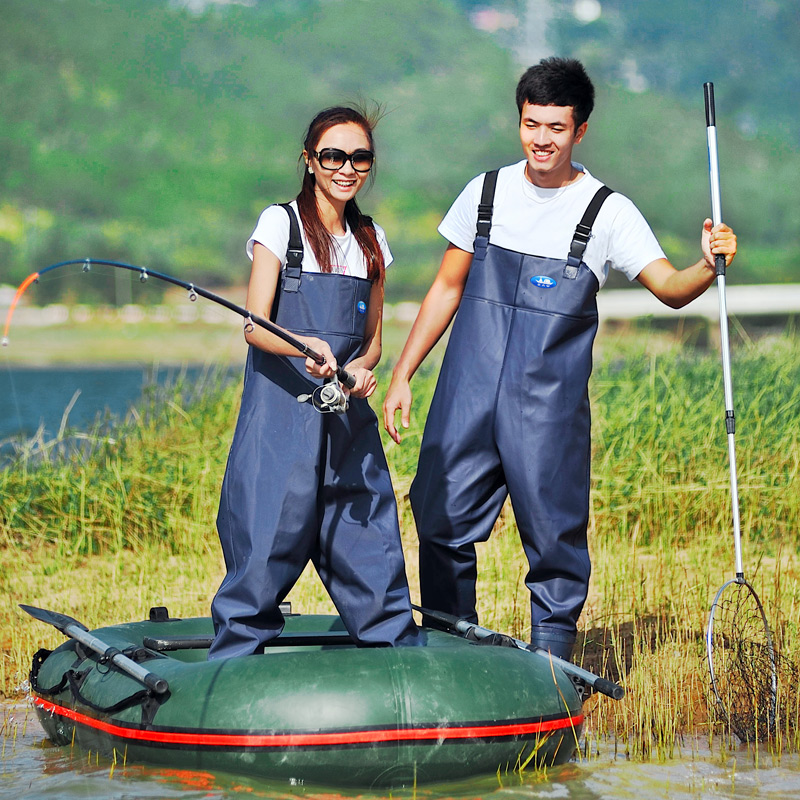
[563,185,614,279]
[476,170,499,239]
[279,203,304,293]
[475,174,613,281]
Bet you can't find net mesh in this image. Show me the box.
[707,580,778,742]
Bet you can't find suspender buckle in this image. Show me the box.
[562,186,614,280]
[476,203,493,239]
[279,203,305,292]
[573,222,592,243]
[286,247,304,267]
[474,170,499,242]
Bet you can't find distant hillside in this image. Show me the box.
[459,0,800,147]
[1,0,798,303]
[550,0,800,147]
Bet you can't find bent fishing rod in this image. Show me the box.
[2,258,356,394]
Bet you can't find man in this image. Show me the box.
[383,57,737,660]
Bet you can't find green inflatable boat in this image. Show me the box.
[26,604,618,788]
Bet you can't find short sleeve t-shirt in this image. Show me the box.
[247,200,393,279]
[438,160,665,287]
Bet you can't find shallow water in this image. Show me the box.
[2,702,800,800]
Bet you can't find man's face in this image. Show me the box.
[518,102,587,188]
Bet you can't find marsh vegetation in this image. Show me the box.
[2,332,799,759]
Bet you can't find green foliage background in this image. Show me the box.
[1,0,798,301]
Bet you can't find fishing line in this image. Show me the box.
[2,276,38,445]
[3,258,356,412]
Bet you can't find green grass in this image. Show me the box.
[2,331,799,758]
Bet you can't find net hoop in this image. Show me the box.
[706,577,778,741]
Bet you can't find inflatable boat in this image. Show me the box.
[26,604,616,787]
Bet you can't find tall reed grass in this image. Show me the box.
[1,332,799,758]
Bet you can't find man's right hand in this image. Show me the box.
[381,244,473,444]
[383,377,412,444]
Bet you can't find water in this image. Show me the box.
[3,702,800,800]
[0,364,210,442]
[0,364,236,465]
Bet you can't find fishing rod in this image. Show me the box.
[2,258,356,400]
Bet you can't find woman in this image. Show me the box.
[208,106,420,659]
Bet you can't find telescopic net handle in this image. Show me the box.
[704,83,744,577]
[704,82,716,127]
[704,82,726,276]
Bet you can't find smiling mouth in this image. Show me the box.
[332,179,357,188]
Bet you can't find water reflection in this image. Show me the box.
[3,702,800,800]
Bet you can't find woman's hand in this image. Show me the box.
[346,366,377,399]
[302,337,337,379]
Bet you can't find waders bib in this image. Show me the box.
[210,206,418,660]
[410,173,613,659]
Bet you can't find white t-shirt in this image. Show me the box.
[438,160,665,287]
[247,200,393,279]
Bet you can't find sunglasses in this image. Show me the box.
[313,148,375,173]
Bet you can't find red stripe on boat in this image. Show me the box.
[34,696,582,747]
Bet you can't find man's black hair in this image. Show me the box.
[515,57,595,129]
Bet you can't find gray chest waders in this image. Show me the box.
[410,172,613,660]
[209,205,418,659]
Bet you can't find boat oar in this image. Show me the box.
[20,604,169,695]
[413,605,624,700]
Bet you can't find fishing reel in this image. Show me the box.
[297,377,349,414]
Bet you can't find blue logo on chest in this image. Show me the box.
[357,301,367,314]
[530,275,557,289]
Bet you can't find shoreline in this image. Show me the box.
[0,313,419,367]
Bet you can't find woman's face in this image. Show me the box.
[305,122,373,209]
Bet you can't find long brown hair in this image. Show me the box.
[296,106,385,284]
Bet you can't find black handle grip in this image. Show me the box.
[144,672,170,695]
[593,676,626,700]
[337,367,357,390]
[704,82,715,127]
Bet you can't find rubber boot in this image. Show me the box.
[530,627,575,661]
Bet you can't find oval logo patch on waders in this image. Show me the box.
[530,276,557,289]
